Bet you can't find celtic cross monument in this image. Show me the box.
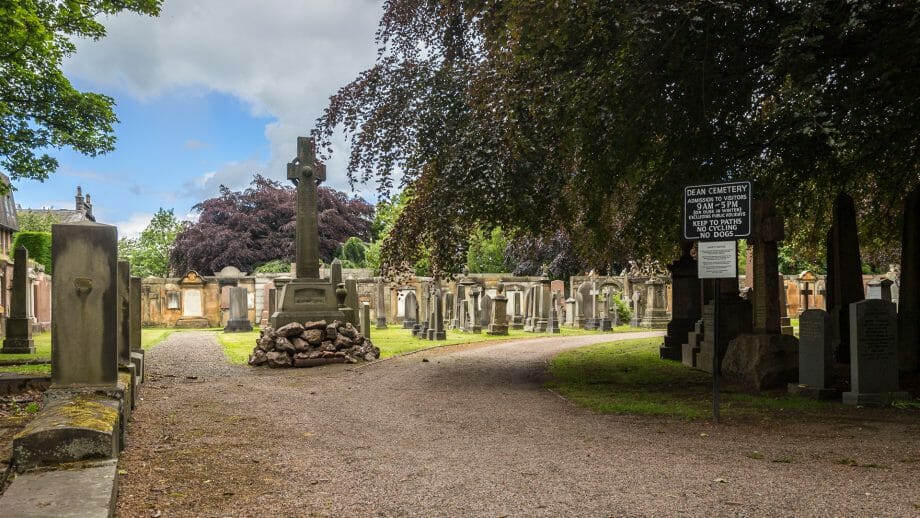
[271,136,349,328]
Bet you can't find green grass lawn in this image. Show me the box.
[216,323,641,364]
[0,328,177,375]
[547,337,826,420]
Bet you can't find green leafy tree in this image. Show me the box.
[254,259,292,273]
[15,211,59,232]
[119,208,185,277]
[315,1,919,275]
[338,236,368,267]
[466,226,510,273]
[0,1,161,187]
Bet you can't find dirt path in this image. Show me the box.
[116,331,920,517]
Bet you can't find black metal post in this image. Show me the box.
[712,277,721,423]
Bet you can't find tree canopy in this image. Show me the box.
[315,0,920,277]
[169,175,373,275]
[118,208,186,277]
[0,0,161,186]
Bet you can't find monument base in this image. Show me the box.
[375,317,387,329]
[270,278,348,329]
[427,329,446,340]
[722,334,798,391]
[487,324,508,336]
[2,317,35,354]
[842,391,909,406]
[787,383,840,400]
[175,317,210,328]
[1,338,35,354]
[640,311,670,329]
[224,319,254,333]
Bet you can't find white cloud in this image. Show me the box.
[65,0,383,198]
[114,212,154,239]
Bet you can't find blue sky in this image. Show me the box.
[12,0,383,237]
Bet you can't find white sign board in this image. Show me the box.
[698,241,737,279]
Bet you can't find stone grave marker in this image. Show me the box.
[487,284,509,336]
[826,193,865,362]
[1,246,34,354]
[403,291,418,329]
[480,293,492,328]
[843,299,907,405]
[787,309,836,398]
[224,287,253,332]
[898,187,919,371]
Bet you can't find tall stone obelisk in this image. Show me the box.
[271,137,348,328]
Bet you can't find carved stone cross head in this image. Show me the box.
[288,136,326,184]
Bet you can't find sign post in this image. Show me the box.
[684,181,752,422]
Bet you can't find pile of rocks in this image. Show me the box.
[248,320,380,368]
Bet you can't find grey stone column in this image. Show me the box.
[1,246,34,353]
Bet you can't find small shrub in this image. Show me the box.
[12,231,52,273]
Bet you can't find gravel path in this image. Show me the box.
[116,331,920,517]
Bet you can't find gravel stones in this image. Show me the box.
[249,320,379,368]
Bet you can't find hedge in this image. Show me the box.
[12,231,52,274]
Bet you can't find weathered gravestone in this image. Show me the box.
[787,309,837,398]
[826,193,865,363]
[467,288,482,333]
[403,291,418,329]
[843,299,907,405]
[224,287,253,332]
[546,291,561,333]
[14,222,122,470]
[427,289,447,340]
[899,187,920,371]
[129,276,144,383]
[1,246,34,354]
[480,293,492,328]
[510,291,524,329]
[640,278,670,329]
[361,302,372,340]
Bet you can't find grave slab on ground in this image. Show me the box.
[0,460,118,518]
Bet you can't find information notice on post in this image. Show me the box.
[684,181,752,241]
[698,241,737,279]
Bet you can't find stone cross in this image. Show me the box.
[288,137,326,279]
[800,283,813,311]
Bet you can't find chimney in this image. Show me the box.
[75,186,84,212]
[84,193,95,221]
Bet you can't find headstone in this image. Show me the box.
[129,276,144,384]
[898,187,920,371]
[640,278,670,329]
[224,287,253,332]
[468,288,482,333]
[629,287,643,327]
[427,289,447,340]
[579,282,596,329]
[546,292,560,333]
[564,297,576,326]
[510,291,524,329]
[402,291,418,329]
[375,280,388,329]
[487,283,509,335]
[480,293,492,328]
[51,222,118,388]
[778,274,794,335]
[787,309,836,398]
[1,246,34,353]
[661,240,700,359]
[826,193,865,363]
[843,300,907,405]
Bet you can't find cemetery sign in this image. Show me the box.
[683,181,752,241]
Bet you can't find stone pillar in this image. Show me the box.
[899,187,920,371]
[427,289,447,340]
[468,288,482,333]
[640,278,670,329]
[375,280,387,329]
[749,200,784,334]
[826,193,865,363]
[224,287,253,332]
[51,222,118,388]
[129,277,141,351]
[661,240,700,360]
[361,302,371,340]
[1,246,34,353]
[487,283,509,335]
